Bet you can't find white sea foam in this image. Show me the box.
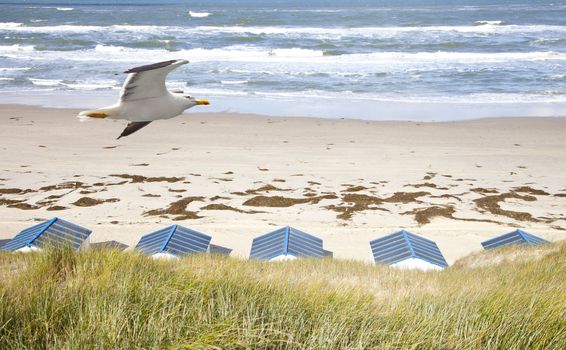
[475,20,504,26]
[220,80,248,85]
[0,67,30,72]
[195,24,566,36]
[3,44,566,65]
[0,77,15,81]
[63,81,118,90]
[0,44,35,52]
[270,48,324,57]
[188,11,210,18]
[1,22,23,28]
[56,7,74,11]
[28,78,62,86]
[181,87,566,104]
[2,23,566,37]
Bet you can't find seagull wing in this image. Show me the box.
[119,59,188,102]
[117,121,152,139]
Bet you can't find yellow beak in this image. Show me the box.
[196,100,209,105]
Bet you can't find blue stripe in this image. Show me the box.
[376,251,414,265]
[252,227,288,244]
[251,232,287,252]
[251,243,287,259]
[173,229,211,247]
[370,230,447,268]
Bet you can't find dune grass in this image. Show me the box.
[0,241,564,349]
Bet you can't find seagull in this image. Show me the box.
[78,59,209,139]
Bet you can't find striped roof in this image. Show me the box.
[135,225,211,257]
[250,226,324,260]
[1,217,92,252]
[481,229,548,250]
[370,230,448,268]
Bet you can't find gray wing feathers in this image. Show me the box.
[119,59,188,102]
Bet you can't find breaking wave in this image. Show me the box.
[188,11,210,18]
[2,23,566,37]
[2,44,564,65]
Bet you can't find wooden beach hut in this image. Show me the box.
[1,217,92,252]
[250,226,331,261]
[135,224,212,259]
[481,229,548,250]
[370,230,448,270]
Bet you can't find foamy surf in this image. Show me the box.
[220,80,249,85]
[1,0,565,120]
[474,20,505,26]
[28,78,63,86]
[188,11,211,18]
[3,44,565,65]
[3,23,566,36]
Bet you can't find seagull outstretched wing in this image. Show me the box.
[117,121,152,139]
[119,59,188,102]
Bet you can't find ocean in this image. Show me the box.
[1,0,565,120]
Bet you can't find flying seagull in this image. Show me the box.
[78,59,209,139]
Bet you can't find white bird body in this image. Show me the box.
[96,93,188,122]
[78,59,209,138]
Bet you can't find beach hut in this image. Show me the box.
[135,224,211,259]
[90,240,129,251]
[1,217,92,252]
[481,229,548,250]
[250,226,330,261]
[370,230,448,270]
[209,244,233,256]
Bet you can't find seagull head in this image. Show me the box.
[184,94,209,108]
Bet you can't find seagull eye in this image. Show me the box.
[185,95,192,99]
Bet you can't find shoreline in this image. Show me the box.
[0,104,565,263]
[1,89,565,121]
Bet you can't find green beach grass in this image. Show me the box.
[0,241,564,349]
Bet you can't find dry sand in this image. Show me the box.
[0,104,565,263]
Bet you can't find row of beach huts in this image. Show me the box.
[0,217,550,270]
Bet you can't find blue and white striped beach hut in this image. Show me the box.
[1,217,92,252]
[481,229,548,250]
[250,226,328,261]
[135,224,211,259]
[370,230,448,270]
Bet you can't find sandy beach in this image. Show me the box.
[0,104,565,263]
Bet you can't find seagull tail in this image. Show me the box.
[77,106,118,122]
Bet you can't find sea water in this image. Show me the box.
[0,0,565,120]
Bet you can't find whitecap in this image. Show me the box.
[475,20,504,26]
[0,22,23,28]
[0,44,35,52]
[189,11,210,18]
[29,78,63,86]
[56,7,74,11]
[0,67,31,72]
[2,23,566,39]
[63,82,117,90]
[220,80,248,85]
[269,48,324,57]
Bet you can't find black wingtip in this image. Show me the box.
[124,60,178,74]
[117,121,152,139]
